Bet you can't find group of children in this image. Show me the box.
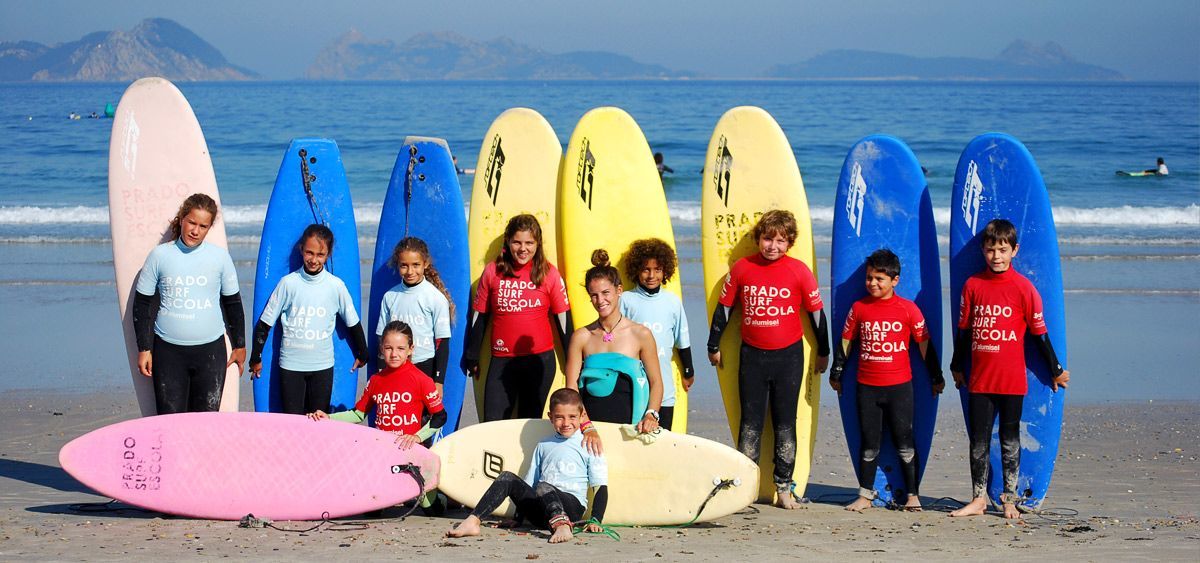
[133,194,1069,543]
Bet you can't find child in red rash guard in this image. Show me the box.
[829,249,944,513]
[706,209,831,509]
[462,214,573,422]
[948,219,1070,520]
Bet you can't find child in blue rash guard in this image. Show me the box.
[249,224,369,415]
[447,388,608,544]
[132,193,246,414]
[376,237,455,396]
[620,238,694,431]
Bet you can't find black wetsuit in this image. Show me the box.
[470,471,608,529]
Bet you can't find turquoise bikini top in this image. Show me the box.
[579,352,649,425]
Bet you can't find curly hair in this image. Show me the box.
[169,193,219,241]
[751,209,798,246]
[389,236,456,321]
[623,238,677,284]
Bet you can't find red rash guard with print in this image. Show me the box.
[718,254,823,350]
[472,260,570,357]
[957,268,1047,395]
[841,296,929,387]
[354,362,444,435]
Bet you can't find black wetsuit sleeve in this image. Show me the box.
[554,309,573,349]
[830,338,850,383]
[707,305,731,352]
[807,309,831,358]
[663,165,674,174]
[132,290,158,352]
[590,485,608,523]
[428,408,447,429]
[1032,332,1065,378]
[677,347,695,379]
[347,322,369,365]
[949,329,971,373]
[463,310,490,365]
[220,292,246,349]
[249,320,271,366]
[923,340,945,386]
[433,338,449,384]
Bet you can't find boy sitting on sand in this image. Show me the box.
[949,219,1069,519]
[447,388,608,543]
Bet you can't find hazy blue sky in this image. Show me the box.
[2,0,1197,80]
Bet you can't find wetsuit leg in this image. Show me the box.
[658,406,675,431]
[534,482,585,529]
[855,382,885,495]
[278,367,305,415]
[483,357,519,421]
[413,358,436,380]
[469,471,535,520]
[882,381,919,499]
[516,350,557,420]
[151,336,190,415]
[185,337,227,412]
[765,340,803,487]
[305,367,334,414]
[581,372,634,424]
[996,394,1023,503]
[966,392,998,500]
[736,343,771,465]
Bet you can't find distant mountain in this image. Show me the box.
[305,31,694,80]
[765,40,1125,81]
[0,18,257,82]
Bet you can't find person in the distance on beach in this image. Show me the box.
[829,248,944,513]
[949,219,1070,520]
[377,236,455,397]
[248,224,368,415]
[564,249,664,432]
[619,238,693,431]
[707,209,831,509]
[463,214,573,422]
[132,193,246,414]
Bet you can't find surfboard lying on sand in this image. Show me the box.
[466,108,565,420]
[831,135,941,506]
[108,77,239,416]
[367,137,471,437]
[252,139,361,413]
[431,419,757,525]
[950,132,1069,510]
[59,412,439,520]
[701,106,821,502]
[557,106,689,433]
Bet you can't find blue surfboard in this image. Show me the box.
[831,135,942,506]
[367,137,470,439]
[252,139,362,413]
[950,133,1068,510]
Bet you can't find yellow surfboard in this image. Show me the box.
[701,106,820,501]
[431,419,757,525]
[558,107,689,433]
[466,108,566,421]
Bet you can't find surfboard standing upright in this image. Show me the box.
[252,139,361,412]
[558,107,689,432]
[831,135,942,505]
[950,133,1068,510]
[701,106,820,502]
[467,109,564,420]
[108,77,239,416]
[368,137,471,437]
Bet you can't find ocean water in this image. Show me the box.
[0,80,1197,403]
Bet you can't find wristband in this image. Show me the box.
[644,409,660,422]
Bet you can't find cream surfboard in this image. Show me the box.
[701,106,820,502]
[108,77,240,416]
[467,108,565,420]
[558,107,689,433]
[431,419,757,525]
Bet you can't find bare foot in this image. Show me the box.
[446,515,482,538]
[1003,502,1021,519]
[949,497,987,517]
[775,490,802,510]
[845,496,873,512]
[904,495,923,512]
[548,524,574,543]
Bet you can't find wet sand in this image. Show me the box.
[0,390,1196,561]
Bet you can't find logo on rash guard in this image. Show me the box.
[970,304,1017,350]
[741,284,796,321]
[493,338,510,353]
[160,275,214,313]
[496,279,543,311]
[858,320,907,360]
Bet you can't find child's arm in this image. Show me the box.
[131,289,158,376]
[347,322,368,371]
[918,340,945,394]
[829,338,853,395]
[1031,333,1069,390]
[248,320,272,378]
[433,338,449,384]
[552,309,574,351]
[676,347,695,390]
[220,292,246,372]
[308,409,366,423]
[588,486,609,525]
[804,309,832,373]
[461,309,490,377]
[707,269,740,367]
[948,329,971,388]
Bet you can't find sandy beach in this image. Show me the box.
[1,388,1195,562]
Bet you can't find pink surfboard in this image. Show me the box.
[59,412,439,521]
[108,77,240,415]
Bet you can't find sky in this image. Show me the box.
[1,0,1197,81]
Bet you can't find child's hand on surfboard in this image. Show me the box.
[814,355,829,374]
[249,362,262,379]
[227,348,246,375]
[951,371,965,389]
[351,358,365,372]
[307,410,329,422]
[1052,370,1070,392]
[707,350,722,368]
[394,432,420,450]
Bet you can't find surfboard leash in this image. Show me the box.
[68,499,153,515]
[297,148,328,227]
[402,144,418,233]
[571,477,742,540]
